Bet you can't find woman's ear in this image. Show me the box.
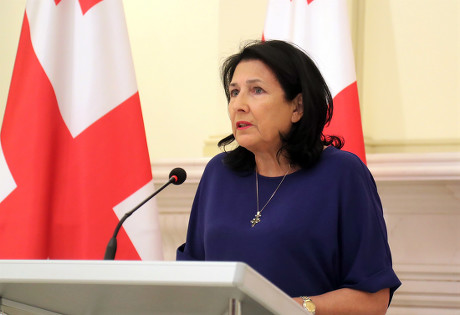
[291,93,304,123]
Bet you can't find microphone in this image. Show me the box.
[103,168,187,260]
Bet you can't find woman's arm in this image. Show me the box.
[293,288,390,315]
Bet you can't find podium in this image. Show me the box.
[0,260,308,315]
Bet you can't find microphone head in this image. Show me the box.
[169,167,187,185]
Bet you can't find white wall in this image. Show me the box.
[360,0,460,152]
[1,0,459,159]
[123,0,222,159]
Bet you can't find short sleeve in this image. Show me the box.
[338,155,401,301]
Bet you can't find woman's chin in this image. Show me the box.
[234,138,256,152]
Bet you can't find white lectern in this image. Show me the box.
[0,260,308,315]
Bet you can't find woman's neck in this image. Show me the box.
[254,153,296,177]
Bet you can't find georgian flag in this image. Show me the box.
[264,0,366,163]
[0,0,163,260]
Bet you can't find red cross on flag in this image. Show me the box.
[263,0,366,163]
[0,0,163,260]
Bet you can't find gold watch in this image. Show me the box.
[300,296,316,314]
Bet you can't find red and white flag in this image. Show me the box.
[264,0,366,163]
[0,0,163,260]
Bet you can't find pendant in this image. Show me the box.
[250,211,262,227]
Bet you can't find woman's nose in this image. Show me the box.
[231,92,249,112]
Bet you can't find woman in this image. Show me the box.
[177,40,400,314]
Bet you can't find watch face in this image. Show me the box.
[305,300,316,312]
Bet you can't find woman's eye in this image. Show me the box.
[230,89,239,97]
[254,87,264,94]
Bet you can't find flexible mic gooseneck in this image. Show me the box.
[103,168,187,260]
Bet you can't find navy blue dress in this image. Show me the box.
[177,147,401,300]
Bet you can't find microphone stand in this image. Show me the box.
[103,176,176,260]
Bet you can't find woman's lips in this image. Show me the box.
[236,121,253,130]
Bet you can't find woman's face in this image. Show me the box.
[227,59,302,156]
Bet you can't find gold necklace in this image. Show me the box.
[250,165,291,227]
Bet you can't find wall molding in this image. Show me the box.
[152,151,460,183]
[364,138,460,154]
[392,264,460,309]
[367,151,460,181]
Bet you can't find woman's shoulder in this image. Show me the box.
[321,146,367,170]
[201,152,233,179]
[205,152,227,170]
[202,152,253,182]
[316,146,373,183]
